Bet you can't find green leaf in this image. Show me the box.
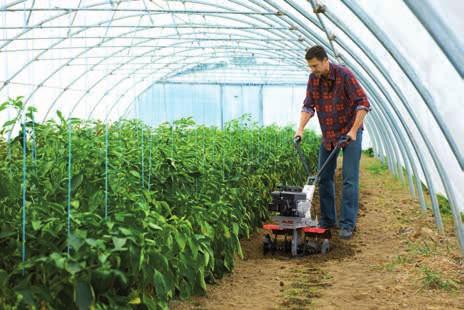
[200,222,213,237]
[74,280,94,310]
[71,174,84,192]
[12,97,24,109]
[148,223,162,231]
[232,223,239,236]
[98,252,110,265]
[31,220,42,231]
[2,119,16,128]
[66,261,82,275]
[106,221,115,231]
[118,227,134,236]
[154,270,169,300]
[114,212,127,222]
[202,250,210,267]
[223,225,231,239]
[56,110,66,124]
[112,237,127,251]
[236,238,244,259]
[129,296,141,305]
[188,238,199,260]
[129,170,140,178]
[0,102,8,113]
[69,234,84,251]
[198,269,207,291]
[50,252,66,269]
[138,247,145,271]
[85,238,98,248]
[165,234,173,249]
[175,231,186,251]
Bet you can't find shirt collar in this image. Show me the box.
[316,62,336,82]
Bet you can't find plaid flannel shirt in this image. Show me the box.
[302,62,371,150]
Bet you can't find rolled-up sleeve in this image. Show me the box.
[301,78,315,115]
[345,70,371,112]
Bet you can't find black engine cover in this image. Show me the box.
[269,189,306,217]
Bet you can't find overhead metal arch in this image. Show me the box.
[402,0,463,77]
[85,45,311,121]
[59,3,323,117]
[111,44,334,123]
[3,0,314,127]
[0,0,295,96]
[19,21,295,105]
[0,0,28,9]
[102,0,378,124]
[0,0,130,51]
[0,0,294,60]
[100,0,343,120]
[6,2,311,126]
[364,118,386,164]
[107,0,364,122]
[44,34,308,120]
[65,43,308,120]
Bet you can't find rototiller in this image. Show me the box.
[262,135,350,256]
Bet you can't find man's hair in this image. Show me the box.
[305,45,328,61]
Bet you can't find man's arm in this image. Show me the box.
[347,109,367,140]
[296,112,313,138]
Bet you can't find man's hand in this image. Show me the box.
[347,129,357,141]
[294,129,304,140]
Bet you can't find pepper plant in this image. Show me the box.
[0,97,319,309]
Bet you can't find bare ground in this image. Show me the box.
[171,155,464,310]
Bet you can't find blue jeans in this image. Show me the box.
[318,129,363,230]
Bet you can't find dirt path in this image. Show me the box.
[171,156,464,309]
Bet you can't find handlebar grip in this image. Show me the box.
[338,135,352,145]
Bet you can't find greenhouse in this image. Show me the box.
[0,0,462,308]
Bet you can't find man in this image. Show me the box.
[295,45,371,239]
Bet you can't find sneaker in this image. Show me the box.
[339,228,353,239]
